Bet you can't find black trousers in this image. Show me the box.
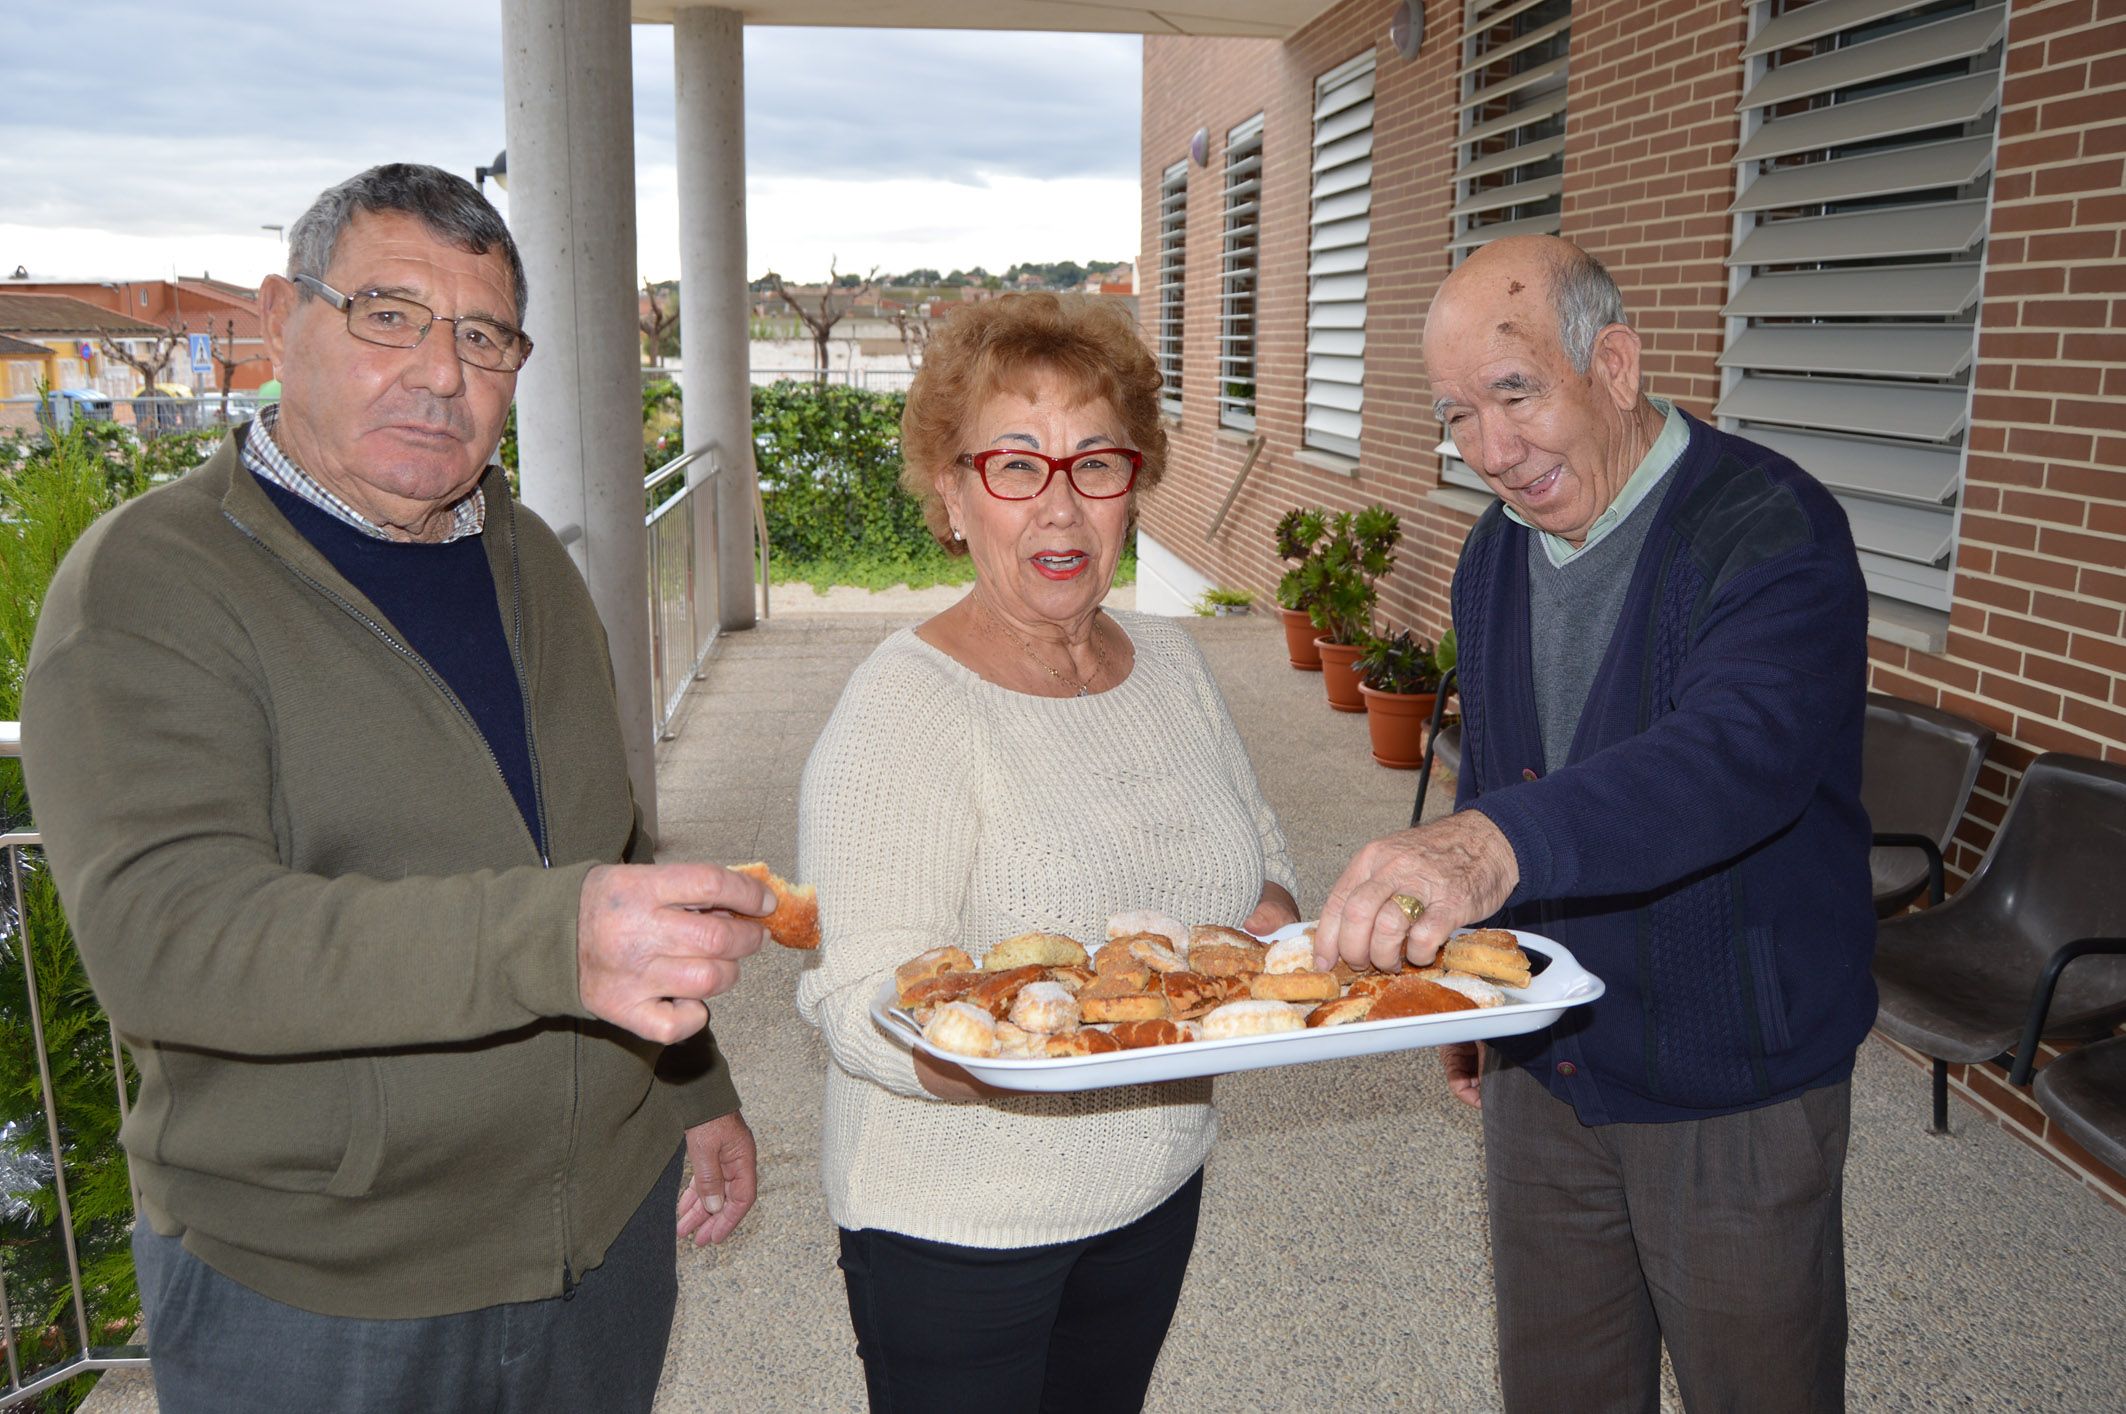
[132,1147,683,1414]
[837,1169,1204,1414]
[1483,1062,1852,1413]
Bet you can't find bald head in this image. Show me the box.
[1422,236,1663,547]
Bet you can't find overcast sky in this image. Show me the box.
[0,3,1142,286]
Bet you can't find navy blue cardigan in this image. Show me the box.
[1456,411,1877,1123]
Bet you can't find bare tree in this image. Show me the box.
[204,318,270,418]
[888,306,931,370]
[98,324,185,398]
[762,259,878,377]
[640,278,678,366]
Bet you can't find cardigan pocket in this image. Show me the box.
[323,1055,387,1198]
[1744,925,1794,1055]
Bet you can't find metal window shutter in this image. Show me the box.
[1722,0,2002,615]
[1715,374,1971,442]
[1744,424,1962,507]
[1458,89,1567,150]
[1157,161,1187,414]
[1448,212,1563,250]
[1726,200,1987,266]
[1720,264,1983,319]
[1307,53,1374,456]
[1738,6,2007,112]
[1220,123,1264,431]
[1734,72,1998,163]
[1718,325,1976,380]
[1453,2,1570,255]
[1731,134,1995,214]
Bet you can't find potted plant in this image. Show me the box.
[1273,508,1328,670]
[1195,586,1256,617]
[1296,506,1401,711]
[1355,628,1444,768]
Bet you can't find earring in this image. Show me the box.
[951,527,963,541]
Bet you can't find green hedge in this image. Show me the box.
[0,421,155,1410]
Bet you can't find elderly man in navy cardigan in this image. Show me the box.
[1315,235,1873,1414]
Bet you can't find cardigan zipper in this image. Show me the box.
[222,509,548,867]
[497,501,577,1289]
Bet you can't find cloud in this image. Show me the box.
[0,6,1140,283]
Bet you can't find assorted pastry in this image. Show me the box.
[892,914,1535,1060]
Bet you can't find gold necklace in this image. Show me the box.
[979,595,1111,697]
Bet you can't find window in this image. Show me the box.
[1719,0,2006,614]
[1306,52,1376,462]
[1219,114,1264,432]
[1156,160,1188,418]
[1440,0,1574,490]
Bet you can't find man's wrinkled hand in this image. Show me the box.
[1442,1041,1484,1110]
[577,863,770,1044]
[676,1111,758,1247]
[1312,810,1519,973]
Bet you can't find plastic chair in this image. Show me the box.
[2005,941,2126,1175]
[1873,753,2126,1132]
[1862,693,1994,916]
[1409,667,1460,826]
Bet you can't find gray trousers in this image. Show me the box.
[1482,1063,1850,1414]
[131,1148,683,1414]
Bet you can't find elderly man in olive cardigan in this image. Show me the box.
[22,164,768,1413]
[1316,236,1873,1414]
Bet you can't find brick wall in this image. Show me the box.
[1142,0,2126,1208]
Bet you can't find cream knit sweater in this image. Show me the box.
[796,610,1299,1249]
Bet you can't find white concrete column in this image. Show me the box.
[674,7,760,631]
[500,0,660,833]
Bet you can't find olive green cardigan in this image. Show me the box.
[21,434,739,1319]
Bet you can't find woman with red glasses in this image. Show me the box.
[795,292,1300,1412]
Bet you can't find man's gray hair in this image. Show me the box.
[1551,244,1627,374]
[286,163,527,324]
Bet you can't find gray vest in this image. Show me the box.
[1526,496,1664,774]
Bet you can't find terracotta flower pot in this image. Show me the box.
[1280,608,1323,670]
[1316,638,1367,712]
[1359,684,1438,768]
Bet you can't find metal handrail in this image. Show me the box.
[0,729,150,1406]
[642,444,774,740]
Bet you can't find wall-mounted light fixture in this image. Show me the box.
[475,150,509,194]
[1189,127,1209,167]
[1391,0,1425,59]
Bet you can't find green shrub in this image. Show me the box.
[0,419,147,1409]
[752,381,928,566]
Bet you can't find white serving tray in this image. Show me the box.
[868,924,1602,1094]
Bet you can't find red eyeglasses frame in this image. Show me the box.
[954,447,1144,500]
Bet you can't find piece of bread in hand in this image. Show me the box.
[984,931,1090,971]
[1439,929,1533,988]
[732,862,820,949]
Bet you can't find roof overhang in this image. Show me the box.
[630,0,1331,37]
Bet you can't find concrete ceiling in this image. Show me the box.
[630,0,1334,37]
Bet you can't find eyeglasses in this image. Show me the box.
[956,446,1142,501]
[294,274,534,372]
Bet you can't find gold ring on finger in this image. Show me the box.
[1392,892,1427,921]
